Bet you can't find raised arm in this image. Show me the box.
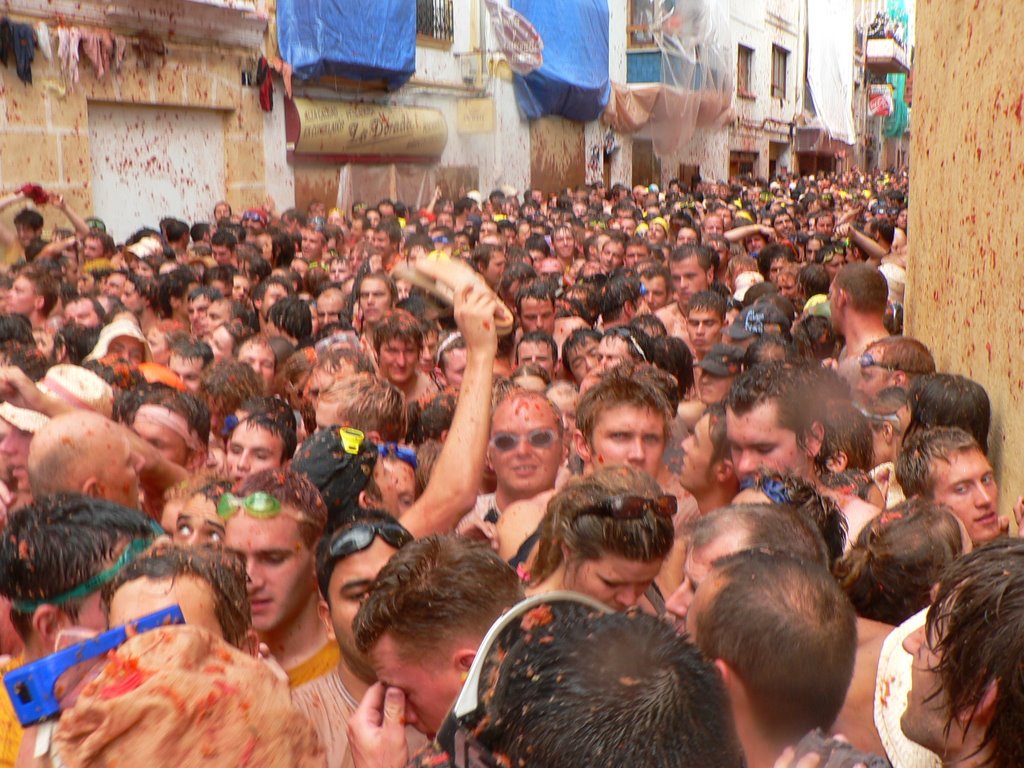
[50,193,91,238]
[724,223,773,243]
[837,222,888,262]
[0,190,27,248]
[401,281,498,537]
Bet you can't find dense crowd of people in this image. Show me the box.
[0,170,1021,768]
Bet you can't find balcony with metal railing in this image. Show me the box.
[417,0,454,47]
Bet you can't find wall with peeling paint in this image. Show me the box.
[908,0,1024,516]
[0,14,273,240]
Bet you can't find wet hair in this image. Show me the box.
[188,285,223,304]
[314,509,405,602]
[406,390,457,445]
[817,402,874,473]
[691,550,857,741]
[725,362,827,454]
[169,338,214,368]
[228,413,297,465]
[669,243,716,273]
[835,498,965,626]
[251,275,295,305]
[599,273,642,322]
[135,386,212,446]
[238,395,296,433]
[210,229,237,250]
[906,373,991,451]
[684,503,828,569]
[833,263,888,314]
[353,534,523,657]
[372,309,424,354]
[354,270,397,311]
[14,265,59,315]
[641,341,693,406]
[0,313,34,345]
[200,361,264,428]
[267,296,313,341]
[791,314,838,361]
[924,538,1024,768]
[55,323,102,366]
[531,467,674,584]
[896,426,986,500]
[743,333,801,367]
[0,341,49,380]
[516,330,557,366]
[318,371,407,442]
[14,208,43,231]
[515,279,557,315]
[561,328,601,380]
[576,362,674,444]
[797,263,831,299]
[687,289,727,320]
[474,608,742,768]
[0,493,158,638]
[102,543,251,648]
[498,261,537,300]
[156,268,197,319]
[235,468,328,548]
[742,471,847,564]
[863,335,935,378]
[756,243,795,280]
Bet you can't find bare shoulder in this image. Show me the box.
[495,490,555,562]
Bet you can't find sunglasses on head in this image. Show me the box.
[490,428,557,453]
[378,442,417,469]
[581,494,677,520]
[328,520,414,560]
[216,491,282,520]
[859,352,899,371]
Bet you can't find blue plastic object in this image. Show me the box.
[3,605,185,727]
[277,0,417,90]
[510,0,610,121]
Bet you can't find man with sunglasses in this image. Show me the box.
[855,334,936,403]
[465,390,566,547]
[222,468,335,688]
[828,263,890,387]
[296,510,420,768]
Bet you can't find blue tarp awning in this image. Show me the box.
[510,0,610,122]
[277,0,416,90]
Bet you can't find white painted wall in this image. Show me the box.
[394,0,533,195]
[264,85,296,210]
[652,0,806,182]
[88,104,226,241]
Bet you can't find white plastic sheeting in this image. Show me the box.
[806,0,856,145]
[603,0,733,155]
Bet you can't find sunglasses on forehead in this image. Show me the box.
[216,491,282,520]
[580,494,677,520]
[327,521,414,560]
[859,352,900,371]
[378,442,417,469]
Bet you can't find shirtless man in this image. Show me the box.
[656,245,715,342]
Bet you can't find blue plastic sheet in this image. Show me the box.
[277,0,416,90]
[509,0,610,122]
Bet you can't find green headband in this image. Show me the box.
[11,537,153,613]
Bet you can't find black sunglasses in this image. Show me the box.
[581,494,677,520]
[328,521,414,560]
